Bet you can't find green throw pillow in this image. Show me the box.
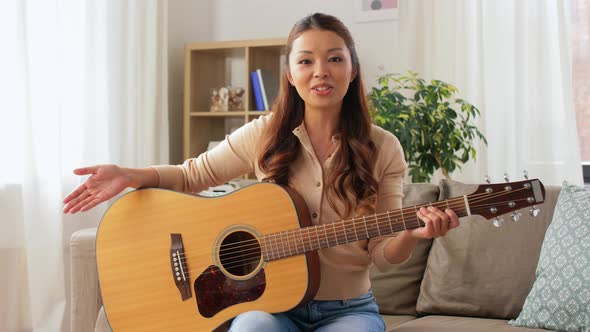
[510,182,590,332]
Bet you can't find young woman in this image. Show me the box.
[63,13,459,332]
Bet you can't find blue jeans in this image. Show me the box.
[229,290,385,332]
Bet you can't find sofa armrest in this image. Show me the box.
[70,227,102,332]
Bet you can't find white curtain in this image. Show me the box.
[398,0,583,186]
[0,1,168,331]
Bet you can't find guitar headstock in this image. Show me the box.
[467,179,545,223]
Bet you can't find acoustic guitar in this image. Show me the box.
[96,179,545,331]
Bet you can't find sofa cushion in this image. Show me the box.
[371,183,438,315]
[509,182,590,332]
[70,228,102,332]
[416,179,562,319]
[95,306,112,332]
[394,315,551,332]
[381,314,416,332]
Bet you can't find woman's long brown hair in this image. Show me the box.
[258,13,378,217]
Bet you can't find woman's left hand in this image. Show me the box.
[410,206,460,239]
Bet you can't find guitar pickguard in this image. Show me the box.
[195,265,266,318]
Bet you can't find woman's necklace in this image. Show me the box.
[316,137,337,163]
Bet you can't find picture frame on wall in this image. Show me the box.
[354,0,399,23]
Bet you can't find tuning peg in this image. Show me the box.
[485,175,491,184]
[529,206,541,217]
[504,173,510,182]
[511,211,522,222]
[523,170,529,180]
[493,217,504,228]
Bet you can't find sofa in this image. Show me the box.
[70,179,563,332]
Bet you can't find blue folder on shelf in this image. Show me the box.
[250,71,265,111]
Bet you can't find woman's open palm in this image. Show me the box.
[63,165,132,214]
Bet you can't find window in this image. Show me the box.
[573,0,590,184]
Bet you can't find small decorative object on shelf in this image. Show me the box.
[228,86,245,111]
[210,86,244,112]
[209,87,227,112]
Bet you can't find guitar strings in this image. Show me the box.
[174,188,533,275]
[179,187,528,259]
[178,199,460,262]
[176,187,529,266]
[189,198,532,273]
[190,191,530,272]
[180,198,534,275]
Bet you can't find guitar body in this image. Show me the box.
[96,183,319,331]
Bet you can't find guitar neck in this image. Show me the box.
[262,197,470,261]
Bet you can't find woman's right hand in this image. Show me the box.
[63,165,134,214]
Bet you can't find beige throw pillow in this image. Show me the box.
[416,179,561,319]
[370,183,439,315]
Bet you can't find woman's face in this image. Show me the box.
[287,29,356,113]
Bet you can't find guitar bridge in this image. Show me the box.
[170,234,191,300]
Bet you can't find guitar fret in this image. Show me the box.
[322,225,329,248]
[263,235,269,260]
[283,231,288,257]
[282,231,287,257]
[342,221,348,243]
[291,230,298,255]
[275,232,281,259]
[269,234,275,261]
[400,209,406,230]
[286,231,292,256]
[387,210,394,234]
[375,213,381,237]
[313,228,322,249]
[275,233,281,259]
[352,217,358,241]
[332,223,339,246]
[271,233,277,260]
[275,232,280,259]
[299,229,306,253]
[414,205,421,227]
[272,233,277,259]
[363,216,369,239]
[265,235,271,260]
[280,231,286,258]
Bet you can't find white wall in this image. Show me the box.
[167,0,215,164]
[167,0,404,164]
[212,0,403,84]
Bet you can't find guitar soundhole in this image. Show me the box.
[219,231,261,277]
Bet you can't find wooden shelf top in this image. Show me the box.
[185,38,286,51]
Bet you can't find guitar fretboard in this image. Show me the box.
[261,198,468,261]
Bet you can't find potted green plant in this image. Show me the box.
[368,71,487,183]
